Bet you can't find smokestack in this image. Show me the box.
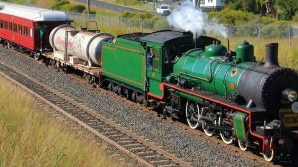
[264,43,279,68]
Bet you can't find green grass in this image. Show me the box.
[0,77,130,167]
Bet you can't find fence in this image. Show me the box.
[66,12,297,45]
[65,12,298,69]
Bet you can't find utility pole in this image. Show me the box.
[87,0,90,15]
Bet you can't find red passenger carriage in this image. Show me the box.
[0,2,71,55]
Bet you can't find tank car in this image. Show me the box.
[49,24,113,67]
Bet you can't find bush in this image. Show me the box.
[115,0,138,5]
[60,4,86,13]
[259,21,291,38]
[121,11,135,18]
[84,9,96,15]
[120,12,157,29]
[233,21,260,37]
[51,0,69,10]
[292,13,298,22]
[209,9,255,25]
[153,18,170,31]
[142,17,159,29]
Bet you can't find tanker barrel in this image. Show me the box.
[49,24,114,66]
[49,24,76,51]
[264,43,279,68]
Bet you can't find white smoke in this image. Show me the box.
[167,1,228,38]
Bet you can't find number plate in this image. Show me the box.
[281,112,298,128]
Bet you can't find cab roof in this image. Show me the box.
[140,30,193,45]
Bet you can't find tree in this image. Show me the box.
[243,0,257,13]
[225,0,243,10]
[276,0,298,20]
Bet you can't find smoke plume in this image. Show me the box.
[167,1,228,38]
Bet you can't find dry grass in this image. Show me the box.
[216,36,298,70]
[34,0,51,8]
[0,77,130,167]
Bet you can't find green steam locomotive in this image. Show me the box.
[100,30,298,162]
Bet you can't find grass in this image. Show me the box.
[68,0,121,17]
[0,77,130,167]
[216,36,298,70]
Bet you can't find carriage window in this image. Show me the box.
[9,22,12,31]
[30,28,33,37]
[23,26,26,36]
[24,27,29,36]
[4,21,8,29]
[13,24,17,32]
[18,25,21,34]
[0,20,3,28]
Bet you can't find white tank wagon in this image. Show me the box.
[49,24,114,66]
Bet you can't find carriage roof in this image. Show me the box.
[0,2,71,22]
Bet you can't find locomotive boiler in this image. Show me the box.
[171,41,298,118]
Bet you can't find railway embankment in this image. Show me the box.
[0,77,130,167]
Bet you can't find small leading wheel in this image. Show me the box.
[238,139,248,151]
[263,148,275,162]
[185,100,201,129]
[219,117,233,144]
[201,108,216,136]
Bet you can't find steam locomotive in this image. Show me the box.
[1,2,298,162]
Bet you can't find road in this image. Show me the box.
[75,0,155,14]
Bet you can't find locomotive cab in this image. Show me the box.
[140,30,195,98]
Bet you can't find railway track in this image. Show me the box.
[2,48,296,167]
[0,63,192,167]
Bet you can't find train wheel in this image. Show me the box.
[34,52,41,60]
[132,91,137,102]
[201,108,216,136]
[6,42,11,49]
[219,116,233,144]
[238,139,248,151]
[263,148,275,162]
[185,100,200,129]
[107,82,113,91]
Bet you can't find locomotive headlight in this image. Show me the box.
[282,89,297,102]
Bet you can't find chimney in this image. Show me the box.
[264,43,279,68]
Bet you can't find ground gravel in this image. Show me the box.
[0,49,264,167]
